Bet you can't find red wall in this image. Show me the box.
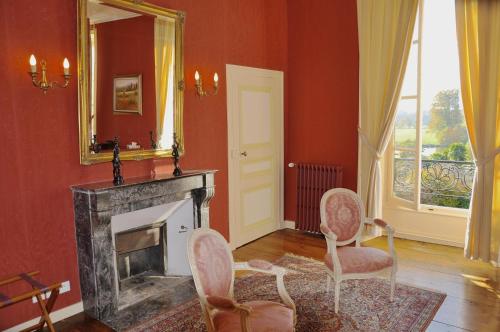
[96,16,157,148]
[285,0,359,221]
[0,0,287,328]
[0,0,359,328]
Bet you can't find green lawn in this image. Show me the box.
[395,128,439,146]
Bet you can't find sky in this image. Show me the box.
[400,0,462,113]
[421,0,462,111]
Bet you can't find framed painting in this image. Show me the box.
[113,74,142,114]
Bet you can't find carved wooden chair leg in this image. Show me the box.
[390,265,397,301]
[334,280,341,314]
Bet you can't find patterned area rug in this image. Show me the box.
[128,254,445,332]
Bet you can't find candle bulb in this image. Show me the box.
[194,70,200,83]
[63,58,70,75]
[29,54,37,73]
[213,72,218,87]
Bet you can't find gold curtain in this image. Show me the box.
[357,0,419,218]
[455,0,500,264]
[154,17,175,147]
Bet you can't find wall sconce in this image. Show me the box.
[194,70,218,97]
[28,54,71,94]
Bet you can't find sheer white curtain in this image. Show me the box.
[357,0,419,219]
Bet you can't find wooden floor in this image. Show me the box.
[52,229,499,332]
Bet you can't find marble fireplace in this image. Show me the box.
[71,171,215,323]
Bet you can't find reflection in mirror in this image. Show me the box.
[88,0,174,152]
[78,0,184,164]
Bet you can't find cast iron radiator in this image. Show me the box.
[295,163,343,233]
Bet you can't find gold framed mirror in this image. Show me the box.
[77,0,185,164]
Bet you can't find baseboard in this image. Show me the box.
[229,220,295,250]
[360,233,379,243]
[4,301,83,332]
[393,231,464,248]
[283,220,295,230]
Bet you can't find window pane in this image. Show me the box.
[393,151,416,202]
[421,90,469,159]
[395,98,417,149]
[401,41,418,96]
[419,0,473,209]
[401,11,419,96]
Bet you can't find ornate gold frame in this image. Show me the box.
[77,0,185,164]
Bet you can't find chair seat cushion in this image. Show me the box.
[212,300,294,332]
[324,247,393,274]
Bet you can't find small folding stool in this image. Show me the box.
[0,271,62,332]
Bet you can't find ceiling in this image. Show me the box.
[87,0,142,25]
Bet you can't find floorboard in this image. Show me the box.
[49,229,499,332]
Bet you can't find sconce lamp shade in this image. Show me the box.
[29,54,37,73]
[63,58,70,75]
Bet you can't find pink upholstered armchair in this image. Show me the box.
[320,188,397,313]
[187,228,296,332]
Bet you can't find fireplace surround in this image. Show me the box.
[71,171,215,321]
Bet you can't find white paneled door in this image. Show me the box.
[226,65,284,249]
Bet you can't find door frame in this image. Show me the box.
[226,64,284,250]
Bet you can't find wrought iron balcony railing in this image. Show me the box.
[393,158,475,209]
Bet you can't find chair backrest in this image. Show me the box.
[320,188,365,245]
[187,228,235,299]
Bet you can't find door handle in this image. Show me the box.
[240,151,248,157]
[179,225,189,233]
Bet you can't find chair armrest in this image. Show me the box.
[206,295,252,313]
[206,296,252,332]
[365,218,394,234]
[320,224,338,241]
[320,223,343,278]
[248,259,274,270]
[375,218,395,234]
[234,261,286,276]
[365,218,397,261]
[233,261,296,317]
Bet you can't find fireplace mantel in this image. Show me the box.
[71,170,215,321]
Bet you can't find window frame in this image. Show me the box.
[385,0,469,217]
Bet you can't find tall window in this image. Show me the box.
[391,0,474,210]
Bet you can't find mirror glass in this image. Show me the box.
[78,0,184,164]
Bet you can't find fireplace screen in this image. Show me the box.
[114,221,167,291]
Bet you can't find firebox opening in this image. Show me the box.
[114,221,171,309]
